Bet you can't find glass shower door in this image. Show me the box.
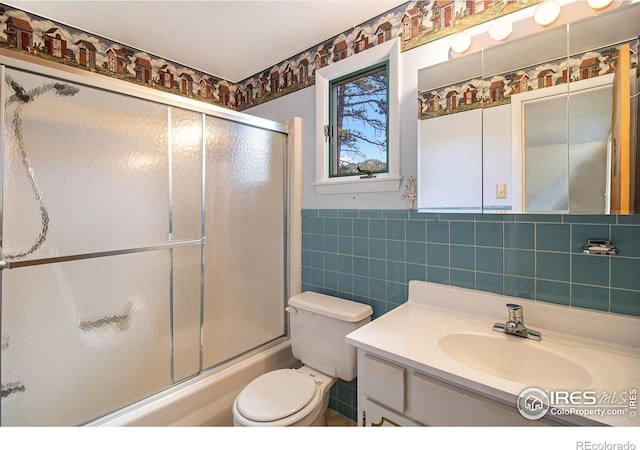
[202,117,287,368]
[0,62,288,426]
[0,67,202,425]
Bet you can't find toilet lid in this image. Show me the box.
[236,369,318,422]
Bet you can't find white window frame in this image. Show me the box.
[315,38,401,194]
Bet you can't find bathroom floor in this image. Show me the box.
[325,409,356,426]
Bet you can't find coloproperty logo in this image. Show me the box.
[517,387,551,420]
[517,387,638,421]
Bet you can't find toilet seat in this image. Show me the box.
[235,369,321,424]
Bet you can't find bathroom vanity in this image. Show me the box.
[346,281,640,427]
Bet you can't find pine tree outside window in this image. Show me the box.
[314,38,401,195]
[329,62,389,178]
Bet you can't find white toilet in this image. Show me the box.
[232,291,373,426]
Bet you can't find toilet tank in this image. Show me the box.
[288,292,373,381]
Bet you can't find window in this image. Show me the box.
[329,62,389,178]
[315,38,401,194]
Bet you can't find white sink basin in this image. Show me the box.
[438,332,593,390]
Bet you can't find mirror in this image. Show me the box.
[482,26,568,214]
[418,52,483,212]
[417,3,639,214]
[511,74,614,213]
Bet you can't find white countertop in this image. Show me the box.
[346,281,640,426]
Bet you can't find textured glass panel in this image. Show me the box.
[1,251,171,426]
[171,107,202,241]
[172,245,202,381]
[3,68,169,261]
[524,96,569,212]
[202,117,286,369]
[568,85,612,214]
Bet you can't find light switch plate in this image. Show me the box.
[496,184,507,199]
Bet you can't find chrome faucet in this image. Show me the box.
[493,303,541,341]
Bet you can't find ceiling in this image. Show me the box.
[5,0,406,81]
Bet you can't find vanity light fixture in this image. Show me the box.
[450,31,472,53]
[488,18,513,41]
[533,0,561,26]
[587,0,614,10]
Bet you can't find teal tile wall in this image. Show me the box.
[302,209,640,421]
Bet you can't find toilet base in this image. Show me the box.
[307,392,330,426]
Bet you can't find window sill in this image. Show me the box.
[314,175,403,195]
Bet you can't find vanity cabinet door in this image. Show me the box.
[362,398,421,427]
[360,353,406,413]
[407,371,558,426]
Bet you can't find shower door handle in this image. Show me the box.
[1,382,26,398]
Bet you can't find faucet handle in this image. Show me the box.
[494,303,541,341]
[506,303,523,322]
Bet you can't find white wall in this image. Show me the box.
[247,38,451,210]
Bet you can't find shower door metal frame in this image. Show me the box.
[0,52,291,422]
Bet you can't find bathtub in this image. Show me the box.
[86,341,297,426]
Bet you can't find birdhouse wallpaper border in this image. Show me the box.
[0,1,541,111]
[231,0,542,110]
[419,40,639,121]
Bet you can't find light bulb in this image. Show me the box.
[534,0,561,26]
[489,18,513,41]
[450,32,471,53]
[587,0,613,10]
